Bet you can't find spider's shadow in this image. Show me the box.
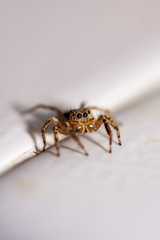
[14,104,64,153]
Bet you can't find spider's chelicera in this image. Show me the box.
[26,103,121,156]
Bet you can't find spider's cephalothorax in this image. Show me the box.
[68,108,95,134]
[26,103,121,156]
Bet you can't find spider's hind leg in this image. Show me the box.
[89,106,113,117]
[80,102,86,108]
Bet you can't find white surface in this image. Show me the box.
[0,91,160,240]
[1,0,160,173]
[0,106,67,174]
[1,1,160,239]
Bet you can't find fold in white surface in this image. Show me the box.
[0,89,160,240]
[1,0,160,174]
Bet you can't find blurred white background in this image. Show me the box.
[1,0,160,108]
[0,1,160,239]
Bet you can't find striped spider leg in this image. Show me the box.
[91,114,121,153]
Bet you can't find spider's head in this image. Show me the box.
[69,107,93,124]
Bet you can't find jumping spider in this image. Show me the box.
[26,103,121,156]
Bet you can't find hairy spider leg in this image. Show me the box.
[72,135,88,155]
[107,117,121,146]
[104,123,112,153]
[80,102,86,108]
[41,118,52,151]
[92,115,112,153]
[92,115,121,153]
[89,106,113,117]
[90,106,121,125]
[53,126,60,156]
[41,117,68,155]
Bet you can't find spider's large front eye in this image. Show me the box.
[83,112,88,118]
[77,113,82,119]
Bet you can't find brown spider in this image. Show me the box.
[26,103,121,156]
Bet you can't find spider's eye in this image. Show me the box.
[71,112,75,116]
[77,113,82,119]
[83,112,88,118]
[88,110,91,114]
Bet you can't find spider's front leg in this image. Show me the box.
[34,118,52,155]
[107,116,121,146]
[89,106,121,125]
[93,116,112,153]
[41,118,52,152]
[36,117,66,156]
[51,117,68,156]
[93,115,121,153]
[53,125,60,156]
